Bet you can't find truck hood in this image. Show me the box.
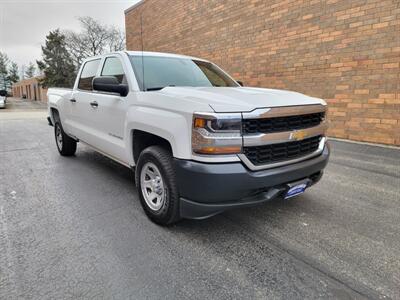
[160,87,326,112]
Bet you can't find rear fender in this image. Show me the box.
[47,89,72,126]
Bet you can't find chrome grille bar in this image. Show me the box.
[238,104,328,171]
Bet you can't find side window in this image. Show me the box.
[78,59,101,91]
[101,57,126,84]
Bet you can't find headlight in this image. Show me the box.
[192,112,242,155]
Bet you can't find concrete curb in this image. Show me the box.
[329,137,400,150]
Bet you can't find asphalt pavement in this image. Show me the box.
[0,105,399,299]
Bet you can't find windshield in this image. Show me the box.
[129,55,239,91]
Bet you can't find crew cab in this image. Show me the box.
[48,51,330,225]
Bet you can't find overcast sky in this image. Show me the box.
[0,0,140,69]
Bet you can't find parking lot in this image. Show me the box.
[0,101,399,299]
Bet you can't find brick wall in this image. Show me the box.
[126,0,400,145]
[12,77,48,102]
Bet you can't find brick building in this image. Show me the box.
[12,77,48,102]
[125,0,399,145]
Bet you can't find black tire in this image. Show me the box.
[54,122,77,156]
[135,145,181,225]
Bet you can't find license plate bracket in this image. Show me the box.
[284,179,310,199]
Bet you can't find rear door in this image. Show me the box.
[68,59,102,145]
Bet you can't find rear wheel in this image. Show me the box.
[54,122,77,156]
[135,146,181,225]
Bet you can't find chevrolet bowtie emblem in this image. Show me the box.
[291,130,307,141]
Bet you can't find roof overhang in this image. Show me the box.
[124,0,145,14]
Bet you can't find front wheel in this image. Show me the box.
[54,122,77,156]
[135,146,181,225]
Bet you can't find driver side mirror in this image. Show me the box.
[0,90,7,97]
[237,81,244,87]
[92,76,129,97]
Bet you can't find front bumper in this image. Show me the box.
[174,143,330,219]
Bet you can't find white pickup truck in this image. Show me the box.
[48,51,330,225]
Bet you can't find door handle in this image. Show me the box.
[70,98,76,103]
[90,101,98,108]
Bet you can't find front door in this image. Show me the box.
[87,56,130,163]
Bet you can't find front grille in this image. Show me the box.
[243,135,322,166]
[243,112,325,134]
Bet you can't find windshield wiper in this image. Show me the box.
[145,85,176,91]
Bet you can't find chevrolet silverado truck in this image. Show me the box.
[47,51,330,225]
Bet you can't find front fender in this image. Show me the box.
[125,106,192,165]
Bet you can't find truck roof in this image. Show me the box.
[125,51,208,62]
[83,51,209,63]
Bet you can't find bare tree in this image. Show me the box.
[79,16,111,56]
[64,30,88,68]
[108,27,126,52]
[65,17,126,68]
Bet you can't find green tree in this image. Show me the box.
[8,62,20,84]
[37,29,76,88]
[25,62,36,78]
[0,52,10,90]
